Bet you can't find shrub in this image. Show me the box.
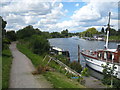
[70,61,82,73]
[81,67,89,77]
[29,35,50,55]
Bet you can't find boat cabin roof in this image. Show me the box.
[98,49,117,52]
[105,49,117,52]
[52,47,63,51]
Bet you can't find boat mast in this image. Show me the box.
[105,12,111,49]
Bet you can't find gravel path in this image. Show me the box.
[9,42,52,88]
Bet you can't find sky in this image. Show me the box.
[1,0,120,32]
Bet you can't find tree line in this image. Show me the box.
[1,15,120,52]
[80,27,120,38]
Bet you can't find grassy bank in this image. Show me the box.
[17,43,85,88]
[109,36,120,41]
[0,56,2,89]
[44,72,85,88]
[2,48,12,88]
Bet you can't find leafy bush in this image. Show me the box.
[102,63,120,88]
[29,35,50,55]
[81,67,89,77]
[16,25,40,39]
[2,38,11,50]
[6,31,16,41]
[70,61,82,73]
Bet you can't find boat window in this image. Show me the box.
[98,53,101,58]
[107,52,112,60]
[112,54,114,60]
[97,52,103,59]
[104,52,107,59]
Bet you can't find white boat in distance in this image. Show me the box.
[81,12,120,79]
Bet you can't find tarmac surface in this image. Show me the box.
[9,42,52,88]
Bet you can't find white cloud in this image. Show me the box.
[1,0,66,32]
[1,0,119,32]
[71,3,101,22]
[75,3,79,7]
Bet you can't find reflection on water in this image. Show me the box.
[48,37,119,79]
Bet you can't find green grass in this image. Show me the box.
[44,72,85,88]
[0,56,2,89]
[17,44,45,67]
[2,48,12,88]
[17,42,85,88]
[17,43,60,70]
[109,36,120,41]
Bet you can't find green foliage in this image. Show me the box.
[17,43,85,88]
[80,27,99,37]
[81,67,89,77]
[101,27,105,33]
[41,32,51,39]
[50,29,74,38]
[17,43,45,67]
[70,61,82,73]
[43,72,85,88]
[2,48,12,88]
[105,28,117,36]
[16,25,50,55]
[6,30,16,41]
[55,55,70,65]
[0,16,7,37]
[0,16,12,50]
[109,36,120,41]
[29,35,50,55]
[102,63,120,88]
[16,25,40,39]
[50,32,62,38]
[61,29,69,38]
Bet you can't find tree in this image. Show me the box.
[17,25,41,39]
[102,63,120,88]
[0,16,11,50]
[101,27,105,33]
[51,32,61,38]
[6,31,16,41]
[0,16,7,38]
[29,35,50,55]
[61,29,69,38]
[80,27,99,37]
[105,28,117,36]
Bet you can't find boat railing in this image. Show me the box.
[81,50,120,65]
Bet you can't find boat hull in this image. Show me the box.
[82,55,120,79]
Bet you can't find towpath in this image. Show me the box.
[9,42,52,88]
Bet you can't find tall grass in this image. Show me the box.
[2,48,12,88]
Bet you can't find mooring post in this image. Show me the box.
[78,45,80,63]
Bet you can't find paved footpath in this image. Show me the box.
[9,42,52,88]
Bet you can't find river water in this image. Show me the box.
[48,37,119,79]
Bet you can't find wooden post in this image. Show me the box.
[78,45,80,63]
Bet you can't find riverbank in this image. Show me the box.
[82,37,120,42]
[17,42,85,88]
[9,42,52,88]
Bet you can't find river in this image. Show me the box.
[48,37,119,79]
